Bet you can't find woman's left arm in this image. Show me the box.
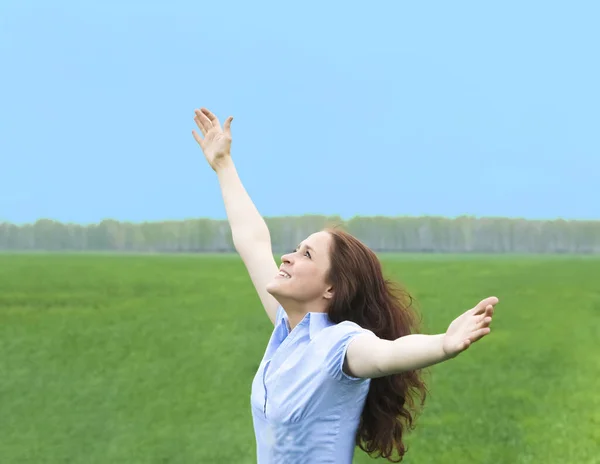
[344,296,499,379]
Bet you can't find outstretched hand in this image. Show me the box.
[443,296,499,358]
[192,108,234,172]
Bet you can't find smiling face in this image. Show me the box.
[266,231,334,305]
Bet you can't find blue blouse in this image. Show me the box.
[250,305,374,463]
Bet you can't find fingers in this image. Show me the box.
[194,109,212,135]
[476,314,493,328]
[472,296,499,315]
[201,108,221,129]
[475,305,494,326]
[469,327,491,343]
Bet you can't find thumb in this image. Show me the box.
[192,130,204,149]
[461,339,471,352]
[224,116,233,136]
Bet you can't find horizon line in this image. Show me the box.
[2,213,600,227]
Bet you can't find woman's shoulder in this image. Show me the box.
[319,318,374,340]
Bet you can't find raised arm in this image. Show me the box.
[344,297,499,378]
[192,108,280,324]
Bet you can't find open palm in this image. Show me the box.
[443,296,499,358]
[192,108,234,171]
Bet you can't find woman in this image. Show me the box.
[192,108,498,463]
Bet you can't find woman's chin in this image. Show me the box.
[265,279,279,295]
[266,276,288,296]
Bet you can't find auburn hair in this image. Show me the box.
[324,227,428,462]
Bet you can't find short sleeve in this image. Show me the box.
[323,321,375,384]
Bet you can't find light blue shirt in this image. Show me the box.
[250,305,374,463]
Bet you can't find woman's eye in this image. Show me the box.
[292,247,310,258]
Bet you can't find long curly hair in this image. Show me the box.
[324,227,428,462]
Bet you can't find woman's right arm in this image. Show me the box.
[192,108,280,324]
[216,158,281,324]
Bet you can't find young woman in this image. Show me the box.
[192,108,499,463]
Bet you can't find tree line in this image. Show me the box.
[1,215,599,254]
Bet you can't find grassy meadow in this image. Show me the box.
[0,253,598,463]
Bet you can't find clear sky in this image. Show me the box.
[1,0,598,225]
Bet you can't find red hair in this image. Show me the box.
[325,227,428,462]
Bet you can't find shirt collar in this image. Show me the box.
[279,310,333,340]
[307,312,334,340]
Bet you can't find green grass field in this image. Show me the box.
[1,253,598,463]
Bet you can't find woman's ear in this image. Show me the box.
[323,285,334,300]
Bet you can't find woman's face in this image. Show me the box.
[266,231,333,304]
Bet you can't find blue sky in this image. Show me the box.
[1,0,598,225]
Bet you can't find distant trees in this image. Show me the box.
[1,215,599,253]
